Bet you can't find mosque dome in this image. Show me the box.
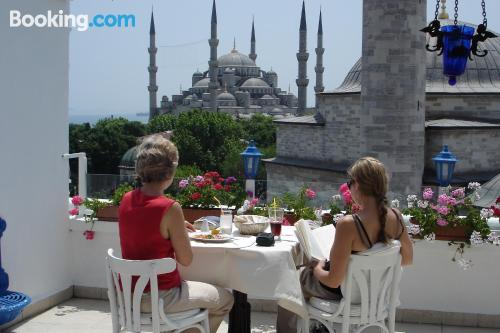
[267,69,277,75]
[120,146,138,169]
[218,49,256,67]
[333,20,500,94]
[217,92,236,101]
[224,67,235,74]
[261,94,274,99]
[192,70,203,77]
[241,78,270,88]
[193,77,210,88]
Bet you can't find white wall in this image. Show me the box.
[72,219,500,315]
[0,0,72,302]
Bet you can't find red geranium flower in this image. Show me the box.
[194,182,205,188]
[496,196,500,204]
[83,230,95,240]
[191,192,202,200]
[491,206,500,217]
[224,185,231,192]
[213,184,223,191]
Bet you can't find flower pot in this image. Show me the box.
[96,205,119,222]
[182,208,223,223]
[410,217,468,242]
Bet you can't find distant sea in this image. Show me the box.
[69,113,149,125]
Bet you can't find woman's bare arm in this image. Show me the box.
[393,208,413,266]
[313,216,355,288]
[160,202,193,266]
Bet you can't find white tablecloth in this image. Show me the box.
[178,226,308,318]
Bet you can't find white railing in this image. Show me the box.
[62,152,87,199]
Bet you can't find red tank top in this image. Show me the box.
[119,189,181,291]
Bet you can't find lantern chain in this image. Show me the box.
[434,0,441,21]
[454,0,458,25]
[481,0,487,28]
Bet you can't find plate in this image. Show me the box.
[189,232,233,243]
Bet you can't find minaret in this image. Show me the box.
[249,17,257,63]
[148,11,158,121]
[296,1,309,116]
[208,0,219,112]
[314,9,324,107]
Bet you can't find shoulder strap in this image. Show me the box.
[391,208,405,240]
[353,214,373,248]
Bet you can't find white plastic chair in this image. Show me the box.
[301,243,402,333]
[105,248,210,333]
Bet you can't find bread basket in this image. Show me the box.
[233,215,269,235]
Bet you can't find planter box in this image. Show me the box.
[284,213,299,226]
[182,208,223,223]
[96,205,119,222]
[410,217,469,242]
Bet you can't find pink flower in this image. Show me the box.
[305,188,316,199]
[422,188,434,200]
[447,197,458,206]
[282,217,291,226]
[178,179,189,189]
[250,198,259,207]
[496,196,500,204]
[437,206,450,216]
[342,191,352,205]
[339,183,349,195]
[69,208,79,216]
[452,188,465,199]
[71,195,84,206]
[83,230,95,240]
[351,203,361,214]
[225,176,237,184]
[438,194,449,206]
[437,219,449,227]
[195,175,204,182]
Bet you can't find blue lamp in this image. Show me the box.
[240,140,263,180]
[432,145,458,187]
[441,25,475,86]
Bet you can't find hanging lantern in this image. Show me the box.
[421,0,497,86]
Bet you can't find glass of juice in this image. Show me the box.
[268,207,284,240]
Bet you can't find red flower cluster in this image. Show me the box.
[83,230,95,240]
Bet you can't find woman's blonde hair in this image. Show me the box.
[135,135,179,183]
[347,157,390,243]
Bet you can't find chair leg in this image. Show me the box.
[202,316,210,333]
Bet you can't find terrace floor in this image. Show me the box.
[5,298,499,333]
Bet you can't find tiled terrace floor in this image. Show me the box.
[5,298,499,333]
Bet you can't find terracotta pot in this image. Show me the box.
[284,213,299,226]
[322,213,333,225]
[182,208,223,223]
[410,217,468,241]
[96,205,119,222]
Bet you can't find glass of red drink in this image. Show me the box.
[268,207,284,240]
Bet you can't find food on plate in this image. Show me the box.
[191,233,227,240]
[211,228,221,235]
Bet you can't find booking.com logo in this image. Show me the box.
[9,10,135,31]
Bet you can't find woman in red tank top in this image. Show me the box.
[118,136,233,333]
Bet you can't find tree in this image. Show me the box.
[147,113,177,134]
[239,114,276,148]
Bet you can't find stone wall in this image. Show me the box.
[320,93,362,164]
[265,163,347,204]
[359,0,427,196]
[276,124,326,161]
[425,128,500,174]
[426,95,500,121]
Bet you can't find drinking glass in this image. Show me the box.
[268,207,284,239]
[220,209,233,235]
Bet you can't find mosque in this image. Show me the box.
[264,1,500,202]
[146,0,324,119]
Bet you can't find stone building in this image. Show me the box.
[265,2,500,203]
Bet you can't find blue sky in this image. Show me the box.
[69,0,500,115]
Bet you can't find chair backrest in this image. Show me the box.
[340,242,401,324]
[105,248,177,333]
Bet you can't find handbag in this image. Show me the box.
[256,232,275,246]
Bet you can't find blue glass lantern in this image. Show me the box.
[441,25,475,86]
[240,140,263,179]
[432,145,458,187]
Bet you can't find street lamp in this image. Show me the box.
[241,140,263,198]
[432,145,458,187]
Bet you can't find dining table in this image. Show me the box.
[178,225,308,333]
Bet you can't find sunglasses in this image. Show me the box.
[347,179,355,189]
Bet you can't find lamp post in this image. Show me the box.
[240,140,263,199]
[432,145,458,187]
